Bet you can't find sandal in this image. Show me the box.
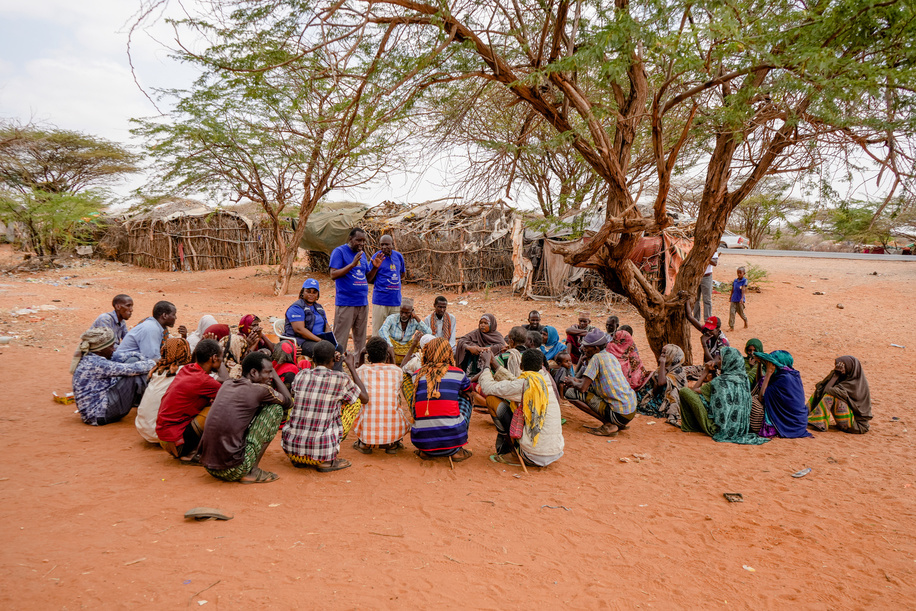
[414,449,436,461]
[585,424,619,437]
[316,458,351,472]
[240,467,279,484]
[178,452,203,466]
[353,440,373,455]
[489,453,520,466]
[450,448,473,463]
[184,507,234,521]
[385,441,404,455]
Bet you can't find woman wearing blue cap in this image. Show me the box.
[284,279,336,358]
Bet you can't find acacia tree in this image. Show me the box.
[311,0,916,357]
[132,1,419,294]
[0,122,138,256]
[135,0,916,355]
[811,196,916,247]
[433,85,609,215]
[728,181,808,249]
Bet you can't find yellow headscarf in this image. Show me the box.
[515,370,549,446]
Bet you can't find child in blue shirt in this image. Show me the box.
[729,266,748,331]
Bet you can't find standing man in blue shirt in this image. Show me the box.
[329,228,381,354]
[370,234,407,336]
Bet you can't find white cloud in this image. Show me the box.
[0,56,158,141]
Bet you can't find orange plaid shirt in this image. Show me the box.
[354,363,410,445]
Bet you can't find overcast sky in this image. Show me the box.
[0,0,455,206]
[0,1,893,213]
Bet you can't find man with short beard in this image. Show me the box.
[370,234,406,335]
[379,298,432,364]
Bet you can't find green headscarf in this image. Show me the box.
[744,338,763,386]
[708,347,768,445]
[755,350,794,369]
[745,338,763,356]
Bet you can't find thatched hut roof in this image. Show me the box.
[359,199,517,290]
[125,198,252,230]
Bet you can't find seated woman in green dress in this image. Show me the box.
[678,346,768,445]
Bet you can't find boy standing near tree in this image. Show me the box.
[729,266,749,331]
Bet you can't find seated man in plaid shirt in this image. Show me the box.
[352,336,411,455]
[282,341,369,472]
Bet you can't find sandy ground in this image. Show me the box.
[0,245,914,609]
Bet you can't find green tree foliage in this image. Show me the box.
[132,1,419,294]
[0,122,138,256]
[728,182,808,249]
[813,197,916,247]
[135,0,916,354]
[316,0,916,354]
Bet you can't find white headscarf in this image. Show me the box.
[187,315,218,351]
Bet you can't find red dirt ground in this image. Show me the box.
[0,245,914,609]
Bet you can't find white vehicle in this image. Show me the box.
[719,230,749,249]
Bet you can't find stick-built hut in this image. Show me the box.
[119,198,292,271]
[516,205,695,301]
[300,199,518,292]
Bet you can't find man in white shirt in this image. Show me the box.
[477,348,564,467]
[693,250,719,321]
[423,296,457,348]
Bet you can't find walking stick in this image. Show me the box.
[514,446,529,474]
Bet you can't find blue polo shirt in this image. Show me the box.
[285,299,328,337]
[329,243,371,307]
[371,250,405,307]
[730,277,748,302]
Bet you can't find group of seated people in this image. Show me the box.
[70,285,872,484]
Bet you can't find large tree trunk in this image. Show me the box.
[643,304,693,364]
[273,218,311,296]
[594,258,695,363]
[273,195,322,296]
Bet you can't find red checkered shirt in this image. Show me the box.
[282,366,359,462]
[354,363,410,445]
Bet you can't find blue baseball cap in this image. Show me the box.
[302,278,320,291]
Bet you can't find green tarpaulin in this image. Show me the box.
[298,203,369,254]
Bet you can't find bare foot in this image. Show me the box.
[743,322,748,328]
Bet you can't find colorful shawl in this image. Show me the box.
[412,337,455,415]
[70,327,116,373]
[455,313,504,366]
[744,338,763,387]
[539,326,566,362]
[272,340,310,378]
[238,314,257,336]
[607,330,651,389]
[203,323,231,341]
[810,355,872,429]
[638,344,688,421]
[708,347,768,445]
[149,337,192,378]
[434,311,452,344]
